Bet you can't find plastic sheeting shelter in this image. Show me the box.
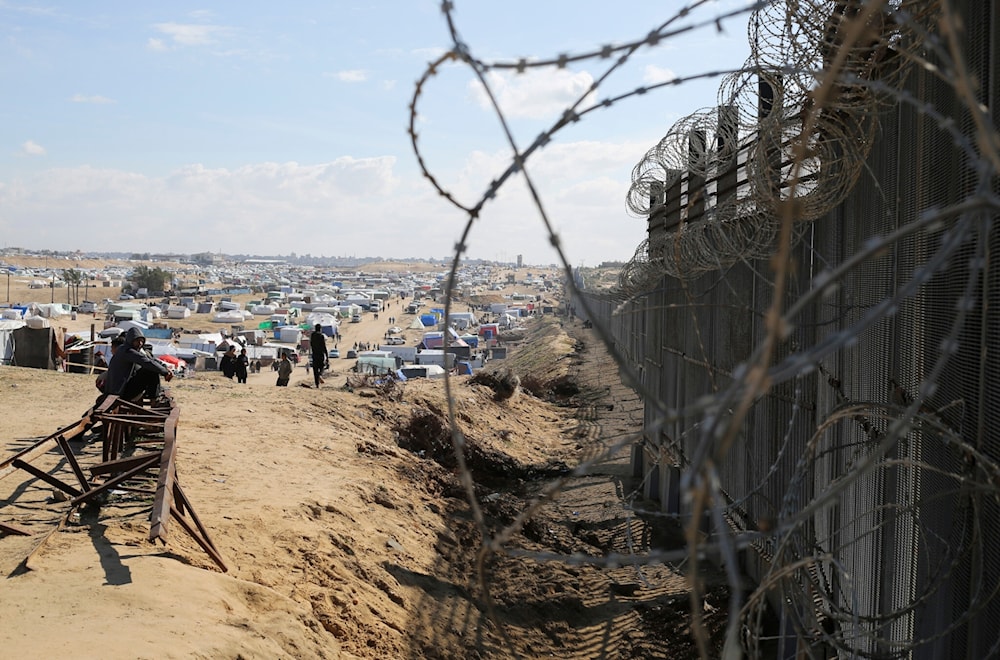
[10,326,59,369]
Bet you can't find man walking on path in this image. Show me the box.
[309,324,328,388]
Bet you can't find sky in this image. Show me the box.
[0,1,755,266]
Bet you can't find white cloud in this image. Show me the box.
[21,140,46,156]
[468,68,597,120]
[423,138,649,263]
[382,80,397,92]
[70,94,115,104]
[151,22,230,48]
[643,64,677,86]
[146,38,167,52]
[0,143,648,265]
[327,70,367,83]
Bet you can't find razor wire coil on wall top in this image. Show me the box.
[619,0,943,295]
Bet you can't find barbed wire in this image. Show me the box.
[410,1,1000,657]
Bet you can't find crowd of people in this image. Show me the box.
[93,310,391,397]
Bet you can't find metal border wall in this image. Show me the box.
[576,1,999,655]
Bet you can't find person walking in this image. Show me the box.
[276,353,292,386]
[235,348,249,384]
[220,346,238,379]
[309,323,327,388]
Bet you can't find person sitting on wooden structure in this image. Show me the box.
[103,327,173,402]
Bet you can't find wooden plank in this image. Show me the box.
[169,504,228,572]
[97,412,170,423]
[148,408,180,541]
[11,459,82,498]
[0,521,33,536]
[173,482,221,555]
[22,512,70,572]
[89,452,161,477]
[70,454,159,507]
[55,435,91,493]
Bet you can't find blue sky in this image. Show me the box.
[1,1,754,265]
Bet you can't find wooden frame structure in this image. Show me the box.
[0,393,226,572]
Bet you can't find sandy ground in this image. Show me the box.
[1,265,727,659]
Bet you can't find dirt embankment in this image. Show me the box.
[0,315,727,659]
[381,316,731,658]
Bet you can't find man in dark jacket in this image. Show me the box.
[219,345,238,379]
[309,324,327,388]
[104,327,173,402]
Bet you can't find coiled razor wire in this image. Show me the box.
[410,1,1000,658]
[622,0,942,287]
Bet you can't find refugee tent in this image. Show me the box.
[305,312,340,334]
[10,325,63,369]
[212,310,248,323]
[420,314,437,327]
[278,326,302,344]
[35,303,72,318]
[252,304,277,316]
[177,332,227,355]
[407,317,424,330]
[139,307,162,323]
[334,304,361,318]
[167,305,191,319]
[414,350,456,369]
[356,355,398,376]
[117,319,151,334]
[421,331,444,349]
[0,319,26,364]
[399,364,446,379]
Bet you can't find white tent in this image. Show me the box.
[407,317,424,330]
[212,310,249,323]
[305,312,340,329]
[0,318,26,364]
[252,304,277,316]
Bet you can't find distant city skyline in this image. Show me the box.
[1,1,753,266]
